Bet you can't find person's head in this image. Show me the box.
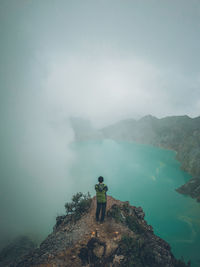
[98,176,104,183]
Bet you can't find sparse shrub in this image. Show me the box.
[122,203,130,213]
[126,215,145,234]
[107,204,124,223]
[65,192,92,221]
[118,236,143,267]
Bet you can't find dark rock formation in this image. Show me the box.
[70,115,200,202]
[0,236,36,267]
[12,196,190,267]
[176,178,200,202]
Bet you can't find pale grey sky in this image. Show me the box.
[1,0,200,128]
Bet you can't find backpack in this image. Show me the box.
[95,183,108,203]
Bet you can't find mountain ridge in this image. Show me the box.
[70,115,200,202]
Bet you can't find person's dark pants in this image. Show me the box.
[96,202,106,222]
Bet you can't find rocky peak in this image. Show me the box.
[12,195,190,267]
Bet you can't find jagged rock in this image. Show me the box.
[11,196,189,267]
[134,207,145,219]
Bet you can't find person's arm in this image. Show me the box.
[104,185,108,192]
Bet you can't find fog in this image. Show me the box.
[0,0,200,248]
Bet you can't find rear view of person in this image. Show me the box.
[95,176,108,223]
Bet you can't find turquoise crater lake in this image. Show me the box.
[69,140,200,267]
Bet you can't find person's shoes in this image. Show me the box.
[100,220,104,224]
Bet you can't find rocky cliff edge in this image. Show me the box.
[12,195,190,267]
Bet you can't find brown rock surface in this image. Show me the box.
[12,196,189,267]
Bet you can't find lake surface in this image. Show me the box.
[69,140,200,267]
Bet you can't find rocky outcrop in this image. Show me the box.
[70,115,200,202]
[12,196,189,267]
[176,178,200,202]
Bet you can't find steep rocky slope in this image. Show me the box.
[12,196,189,267]
[70,116,200,202]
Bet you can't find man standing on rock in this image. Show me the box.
[95,176,108,223]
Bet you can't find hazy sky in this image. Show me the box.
[0,0,200,248]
